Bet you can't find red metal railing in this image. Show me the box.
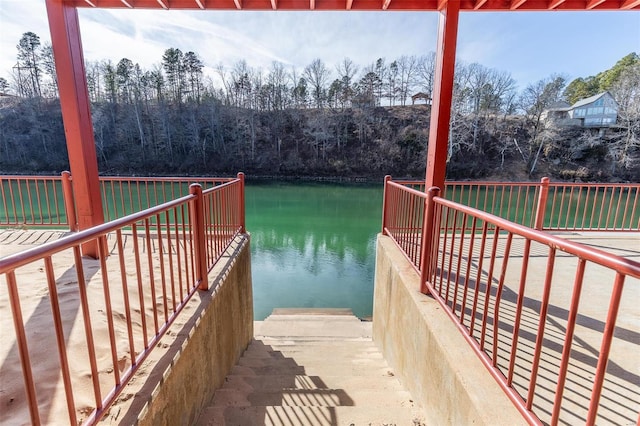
[98,176,234,223]
[382,179,640,425]
[0,174,70,228]
[0,174,234,229]
[3,175,638,232]
[542,181,640,231]
[398,178,640,232]
[0,175,245,425]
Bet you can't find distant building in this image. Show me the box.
[544,91,618,128]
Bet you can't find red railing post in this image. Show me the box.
[61,171,78,232]
[189,184,208,291]
[381,175,391,234]
[534,177,550,230]
[237,172,246,234]
[419,186,441,294]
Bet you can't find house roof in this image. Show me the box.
[62,0,639,11]
[547,101,571,111]
[571,91,617,109]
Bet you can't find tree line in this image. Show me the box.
[0,32,638,182]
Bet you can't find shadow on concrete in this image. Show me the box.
[202,339,355,425]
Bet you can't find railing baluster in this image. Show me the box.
[492,232,513,367]
[526,247,556,410]
[73,245,103,409]
[586,272,626,425]
[6,270,41,425]
[551,258,586,424]
[115,229,137,370]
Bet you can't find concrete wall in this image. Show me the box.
[125,235,253,426]
[372,234,527,426]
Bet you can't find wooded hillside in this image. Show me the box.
[1,98,637,182]
[0,32,638,182]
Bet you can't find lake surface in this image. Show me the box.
[246,181,383,320]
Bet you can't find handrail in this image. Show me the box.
[0,194,194,273]
[381,178,640,425]
[3,174,638,232]
[0,176,245,425]
[395,178,640,232]
[434,196,640,277]
[0,174,235,229]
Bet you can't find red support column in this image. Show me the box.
[46,0,104,257]
[425,1,461,190]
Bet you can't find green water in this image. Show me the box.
[246,182,383,320]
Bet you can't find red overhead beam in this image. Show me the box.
[62,0,637,9]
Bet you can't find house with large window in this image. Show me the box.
[545,91,619,128]
[569,91,618,127]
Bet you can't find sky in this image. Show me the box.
[0,0,639,93]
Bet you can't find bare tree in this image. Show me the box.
[40,43,58,98]
[609,64,640,173]
[416,52,436,98]
[304,58,330,109]
[519,74,567,175]
[396,55,417,106]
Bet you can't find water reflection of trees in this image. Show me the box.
[252,231,377,274]
[246,183,382,266]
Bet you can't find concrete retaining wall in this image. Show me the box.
[124,235,253,426]
[372,234,526,425]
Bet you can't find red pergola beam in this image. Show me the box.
[61,0,637,9]
[45,0,104,258]
[426,0,459,190]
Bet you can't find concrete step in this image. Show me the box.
[245,338,379,352]
[229,363,394,378]
[219,374,408,393]
[210,388,415,408]
[242,341,382,359]
[195,405,426,426]
[254,313,372,340]
[236,354,389,370]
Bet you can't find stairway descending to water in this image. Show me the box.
[195,309,426,426]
